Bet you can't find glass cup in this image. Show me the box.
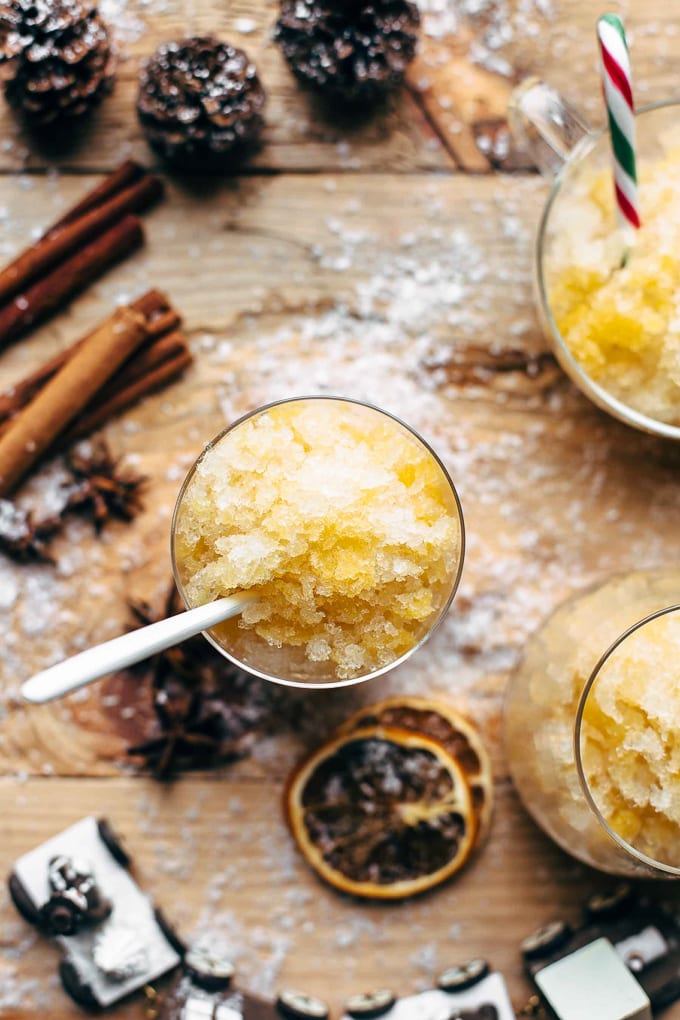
[509,79,680,441]
[505,569,680,878]
[171,395,465,690]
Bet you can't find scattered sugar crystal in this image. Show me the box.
[409,940,438,975]
[416,0,553,76]
[100,0,147,41]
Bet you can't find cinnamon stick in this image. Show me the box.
[95,330,189,400]
[128,288,181,340]
[0,289,192,472]
[0,290,178,425]
[0,331,191,445]
[0,345,73,422]
[64,339,193,444]
[4,330,191,440]
[0,305,151,496]
[0,174,163,305]
[0,215,144,350]
[50,160,147,232]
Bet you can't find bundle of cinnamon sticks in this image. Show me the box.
[0,161,195,499]
[0,289,191,497]
[0,160,163,349]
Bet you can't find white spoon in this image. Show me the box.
[21,592,256,705]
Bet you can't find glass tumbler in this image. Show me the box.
[505,569,680,877]
[510,79,680,440]
[171,396,465,690]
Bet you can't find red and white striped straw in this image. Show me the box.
[597,14,641,233]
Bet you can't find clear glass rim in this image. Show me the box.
[170,394,466,690]
[537,98,680,442]
[574,601,680,876]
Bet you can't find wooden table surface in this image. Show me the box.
[2,1,680,1017]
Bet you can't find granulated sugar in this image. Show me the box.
[417,0,555,75]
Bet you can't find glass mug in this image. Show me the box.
[505,569,680,878]
[171,396,465,689]
[510,79,680,441]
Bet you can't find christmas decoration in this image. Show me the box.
[286,725,477,900]
[137,36,266,167]
[0,499,62,562]
[64,439,147,532]
[0,0,115,125]
[597,13,640,233]
[274,0,420,104]
[126,582,270,779]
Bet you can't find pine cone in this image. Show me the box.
[0,0,115,125]
[274,0,420,104]
[137,37,266,168]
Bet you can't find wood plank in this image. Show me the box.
[1,171,679,780]
[2,774,675,1019]
[407,24,524,172]
[0,0,453,175]
[0,1,677,175]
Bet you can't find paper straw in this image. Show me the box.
[597,13,641,235]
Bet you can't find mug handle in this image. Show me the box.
[508,77,593,179]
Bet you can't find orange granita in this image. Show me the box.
[580,610,680,866]
[172,399,462,680]
[546,152,680,425]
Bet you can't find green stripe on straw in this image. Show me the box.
[608,115,637,180]
[597,11,641,246]
[600,12,628,48]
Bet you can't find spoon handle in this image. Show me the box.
[21,593,255,704]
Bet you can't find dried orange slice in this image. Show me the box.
[285,726,476,900]
[338,697,493,840]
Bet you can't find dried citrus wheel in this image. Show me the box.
[338,697,493,840]
[285,726,476,900]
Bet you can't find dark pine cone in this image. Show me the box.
[0,0,115,125]
[274,0,420,104]
[137,37,266,168]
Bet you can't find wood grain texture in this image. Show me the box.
[2,775,678,1019]
[1,169,679,1013]
[0,1,675,175]
[0,0,453,175]
[2,1,680,1018]
[2,170,679,776]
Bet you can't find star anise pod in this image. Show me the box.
[0,499,63,563]
[127,673,258,780]
[126,581,271,779]
[128,583,182,691]
[64,439,147,532]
